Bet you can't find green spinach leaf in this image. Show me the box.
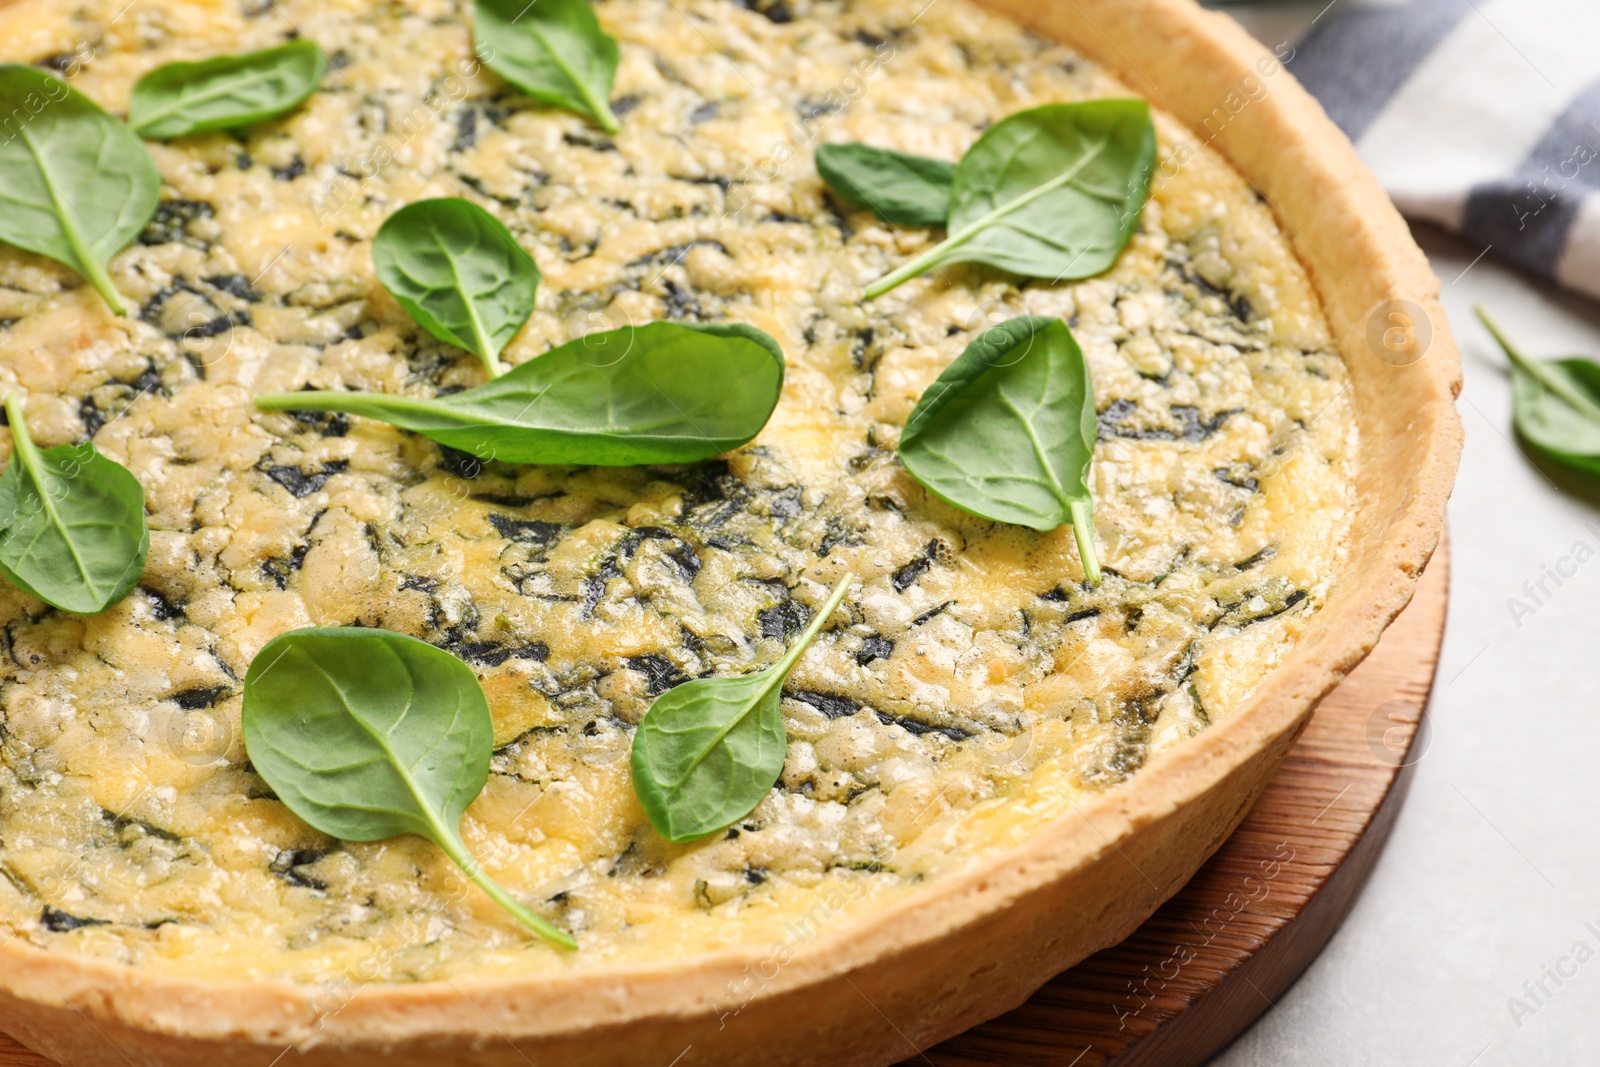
[372,198,540,377]
[0,65,159,315]
[1478,305,1600,477]
[255,320,784,466]
[474,0,621,134]
[631,572,855,842]
[242,627,577,949]
[129,40,327,140]
[0,395,148,614]
[899,315,1100,581]
[815,143,953,228]
[863,100,1156,300]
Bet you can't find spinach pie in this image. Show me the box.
[0,0,1458,1063]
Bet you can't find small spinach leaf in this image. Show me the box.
[1478,305,1600,477]
[255,321,784,466]
[0,395,148,614]
[474,0,621,134]
[372,198,540,378]
[129,40,327,140]
[815,143,953,227]
[899,316,1100,581]
[0,65,159,315]
[863,100,1156,299]
[631,572,856,842]
[242,627,577,949]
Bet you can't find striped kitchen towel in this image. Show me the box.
[1282,0,1600,299]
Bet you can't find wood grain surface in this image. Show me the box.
[0,544,1448,1067]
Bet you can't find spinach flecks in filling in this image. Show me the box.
[0,0,1355,981]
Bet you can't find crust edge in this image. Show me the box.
[0,2,1462,1064]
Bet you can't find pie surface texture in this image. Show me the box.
[0,0,1454,1058]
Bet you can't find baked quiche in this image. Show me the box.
[0,0,1458,1063]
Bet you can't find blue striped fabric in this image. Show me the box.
[1281,0,1600,297]
[1290,0,1475,143]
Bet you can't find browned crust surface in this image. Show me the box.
[0,1,1460,1064]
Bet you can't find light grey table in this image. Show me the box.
[1199,3,1600,1065]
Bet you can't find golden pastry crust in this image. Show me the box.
[0,0,1458,1063]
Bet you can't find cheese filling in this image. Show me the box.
[0,0,1355,982]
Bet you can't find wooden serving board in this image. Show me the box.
[910,537,1450,1067]
[0,542,1448,1067]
